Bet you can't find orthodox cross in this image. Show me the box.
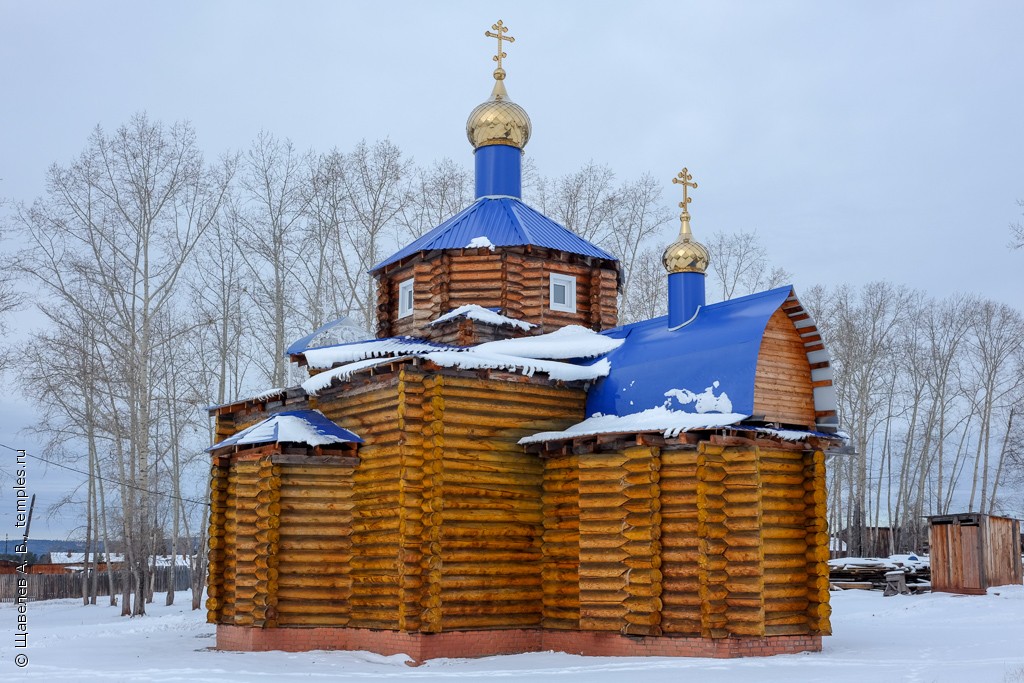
[672,168,698,214]
[485,20,515,71]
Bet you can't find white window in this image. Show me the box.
[398,278,414,318]
[549,273,576,313]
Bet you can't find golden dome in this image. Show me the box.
[663,214,710,274]
[466,70,532,150]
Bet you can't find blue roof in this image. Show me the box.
[286,316,371,357]
[208,409,363,451]
[371,196,617,272]
[585,286,795,419]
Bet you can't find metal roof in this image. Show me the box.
[585,286,796,420]
[207,409,362,451]
[285,316,369,357]
[298,336,460,369]
[370,196,618,272]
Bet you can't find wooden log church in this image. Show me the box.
[206,21,841,662]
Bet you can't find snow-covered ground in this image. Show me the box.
[3,586,1024,682]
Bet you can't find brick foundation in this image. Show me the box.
[216,625,821,663]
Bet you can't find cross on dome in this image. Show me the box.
[672,168,698,217]
[485,20,515,77]
[663,166,709,276]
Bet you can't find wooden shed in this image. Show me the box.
[928,513,1023,594]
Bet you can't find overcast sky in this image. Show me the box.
[1,1,1022,538]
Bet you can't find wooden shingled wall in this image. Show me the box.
[752,308,817,428]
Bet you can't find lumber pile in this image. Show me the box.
[828,556,931,592]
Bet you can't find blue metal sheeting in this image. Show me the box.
[370,196,617,272]
[208,409,363,451]
[585,286,794,419]
[288,328,455,359]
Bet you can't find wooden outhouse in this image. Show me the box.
[928,513,1023,594]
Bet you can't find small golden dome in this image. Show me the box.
[466,71,532,150]
[663,215,710,274]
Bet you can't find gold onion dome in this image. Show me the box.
[466,69,532,150]
[663,168,710,274]
[662,217,710,274]
[467,21,531,150]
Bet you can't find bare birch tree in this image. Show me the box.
[1010,199,1024,249]
[14,113,231,615]
[964,301,1024,513]
[329,139,412,330]
[607,174,673,324]
[532,162,618,244]
[813,281,916,555]
[235,132,311,387]
[705,230,792,303]
[621,247,669,322]
[399,157,472,239]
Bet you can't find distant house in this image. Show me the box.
[836,526,896,558]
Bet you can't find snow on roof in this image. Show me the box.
[519,405,748,445]
[748,426,838,442]
[301,337,457,370]
[474,324,625,360]
[208,409,362,451]
[424,351,610,383]
[207,386,288,411]
[286,316,371,356]
[428,304,534,331]
[301,352,610,397]
[300,326,620,395]
[302,356,415,395]
[50,553,190,567]
[250,387,288,402]
[465,235,495,250]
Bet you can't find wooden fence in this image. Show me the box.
[0,566,195,602]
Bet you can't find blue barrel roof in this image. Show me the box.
[585,286,795,419]
[370,196,617,272]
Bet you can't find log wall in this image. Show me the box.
[659,449,701,634]
[541,454,580,630]
[316,368,586,633]
[207,371,831,645]
[317,377,418,630]
[275,461,356,626]
[376,249,618,339]
[578,446,663,636]
[752,308,816,428]
[571,442,830,640]
[432,374,585,631]
[207,453,357,629]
